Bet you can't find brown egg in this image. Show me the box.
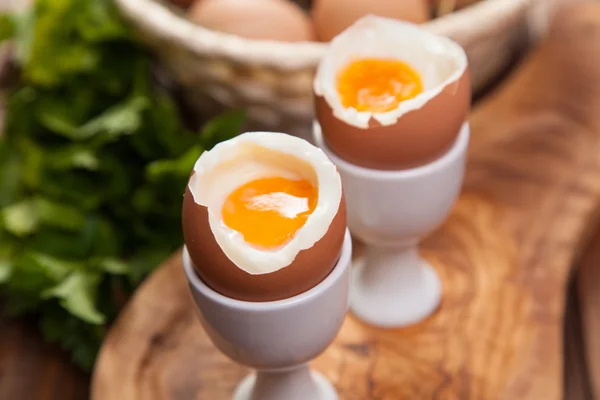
[311,0,430,42]
[188,0,317,42]
[313,15,471,170]
[182,132,347,302]
[432,0,478,13]
[170,0,195,9]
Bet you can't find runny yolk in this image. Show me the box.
[337,58,424,113]
[222,177,318,249]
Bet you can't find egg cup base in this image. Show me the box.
[350,245,442,328]
[233,367,338,400]
[182,230,352,400]
[313,121,469,328]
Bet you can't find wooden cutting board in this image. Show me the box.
[91,2,600,399]
[577,213,600,398]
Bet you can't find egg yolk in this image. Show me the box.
[337,58,424,113]
[222,177,318,249]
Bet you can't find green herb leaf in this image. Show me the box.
[35,197,87,231]
[0,260,11,284]
[45,145,100,171]
[0,241,13,284]
[200,109,246,150]
[24,252,78,282]
[39,304,104,370]
[40,96,148,141]
[43,270,105,325]
[0,0,245,371]
[19,0,100,86]
[1,199,38,236]
[14,137,44,190]
[10,8,35,64]
[0,228,15,284]
[0,140,22,207]
[146,145,203,182]
[97,258,128,275]
[80,96,149,141]
[127,247,173,284]
[6,250,78,305]
[0,197,87,236]
[0,13,16,42]
[75,0,129,42]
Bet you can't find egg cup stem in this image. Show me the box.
[350,244,442,328]
[313,120,470,329]
[182,230,353,400]
[233,365,337,400]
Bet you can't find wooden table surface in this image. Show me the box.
[0,314,89,400]
[91,2,600,399]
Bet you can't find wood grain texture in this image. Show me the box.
[564,283,593,400]
[0,314,90,400]
[577,220,600,398]
[91,2,600,399]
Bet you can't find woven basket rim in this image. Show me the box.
[116,0,532,70]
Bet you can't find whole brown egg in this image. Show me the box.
[169,0,195,9]
[432,0,478,11]
[311,0,430,42]
[188,0,317,42]
[431,0,479,17]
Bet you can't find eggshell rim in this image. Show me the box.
[313,14,469,129]
[188,131,343,275]
[182,228,352,308]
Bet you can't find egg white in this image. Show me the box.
[313,15,468,129]
[188,131,343,275]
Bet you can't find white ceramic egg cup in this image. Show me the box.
[182,229,352,400]
[313,121,469,328]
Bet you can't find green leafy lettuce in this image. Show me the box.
[0,0,245,370]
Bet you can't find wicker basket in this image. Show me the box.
[116,0,537,139]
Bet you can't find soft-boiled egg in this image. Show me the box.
[182,131,346,302]
[314,15,471,170]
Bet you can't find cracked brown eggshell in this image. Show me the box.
[315,69,471,170]
[181,131,347,302]
[313,15,471,170]
[182,186,347,302]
